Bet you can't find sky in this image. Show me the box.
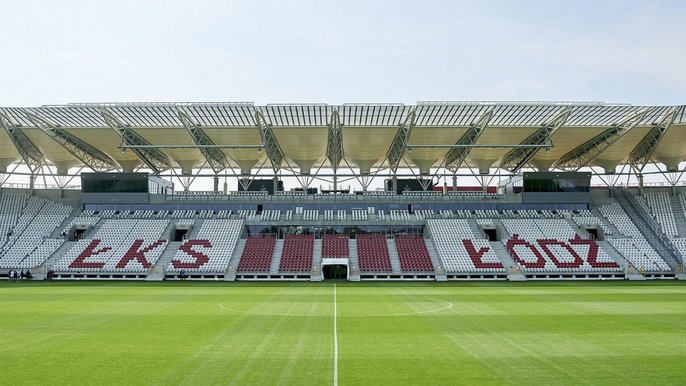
[0,0,685,107]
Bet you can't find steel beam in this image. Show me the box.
[554,108,648,171]
[385,108,416,173]
[100,108,172,174]
[443,108,494,171]
[326,109,344,171]
[500,107,571,172]
[254,110,284,172]
[0,111,46,173]
[177,108,229,174]
[627,108,678,172]
[25,110,119,172]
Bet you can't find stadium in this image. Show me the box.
[1,101,686,282]
[2,101,686,384]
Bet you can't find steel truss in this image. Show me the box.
[385,108,416,173]
[326,109,344,171]
[25,110,120,172]
[499,107,571,172]
[177,108,229,174]
[627,108,678,172]
[554,108,648,171]
[254,110,285,172]
[0,111,46,173]
[100,108,172,174]
[443,108,494,172]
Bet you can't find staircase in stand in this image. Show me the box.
[270,239,284,274]
[670,194,686,237]
[423,238,446,281]
[37,241,76,280]
[311,239,323,281]
[147,241,182,281]
[348,239,360,281]
[490,241,525,281]
[386,238,402,274]
[225,239,247,281]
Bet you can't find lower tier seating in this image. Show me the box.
[279,234,314,272]
[168,220,243,272]
[394,235,434,272]
[356,234,392,272]
[322,235,349,258]
[501,219,621,272]
[427,219,504,272]
[54,219,169,272]
[237,235,276,272]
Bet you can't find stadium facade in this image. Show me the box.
[1,101,685,282]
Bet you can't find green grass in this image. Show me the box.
[2,281,686,385]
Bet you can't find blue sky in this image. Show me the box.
[0,0,684,106]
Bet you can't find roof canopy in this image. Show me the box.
[1,101,685,176]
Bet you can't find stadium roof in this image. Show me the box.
[1,101,685,177]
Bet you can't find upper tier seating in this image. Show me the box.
[394,234,434,272]
[168,220,243,272]
[259,210,281,221]
[279,234,314,272]
[352,210,367,221]
[237,210,257,220]
[322,235,349,258]
[356,234,392,272]
[427,219,504,272]
[237,235,276,272]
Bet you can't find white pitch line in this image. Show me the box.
[333,282,338,386]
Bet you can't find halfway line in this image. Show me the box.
[333,283,338,386]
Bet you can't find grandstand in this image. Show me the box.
[0,101,685,281]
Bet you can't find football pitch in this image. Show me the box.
[2,281,685,385]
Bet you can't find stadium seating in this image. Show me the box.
[571,210,612,235]
[642,192,678,237]
[427,219,504,272]
[322,235,349,258]
[356,234,392,272]
[169,220,243,272]
[394,234,434,272]
[0,197,73,269]
[237,210,257,220]
[352,210,367,221]
[260,210,281,221]
[501,219,620,272]
[237,234,276,272]
[599,203,670,271]
[279,234,314,272]
[54,219,169,272]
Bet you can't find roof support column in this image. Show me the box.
[326,109,344,191]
